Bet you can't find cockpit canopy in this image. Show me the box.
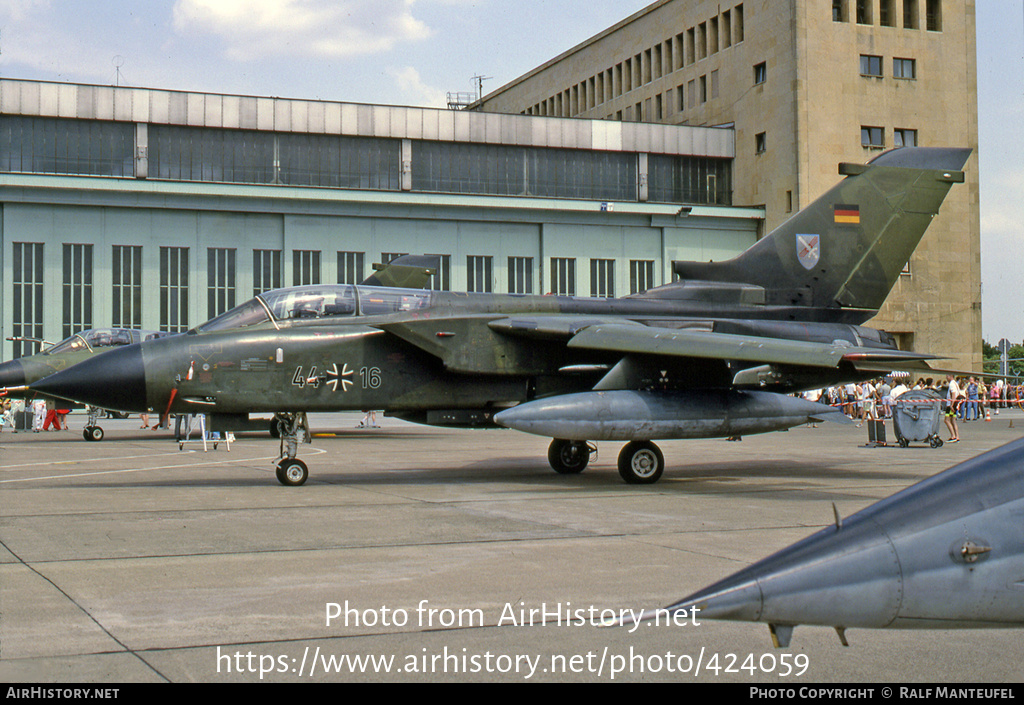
[45,328,171,355]
[195,284,433,334]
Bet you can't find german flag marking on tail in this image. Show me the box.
[834,204,860,224]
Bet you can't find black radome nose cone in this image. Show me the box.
[32,345,148,411]
[0,359,27,390]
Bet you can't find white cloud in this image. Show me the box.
[389,66,446,108]
[0,0,49,22]
[172,0,432,61]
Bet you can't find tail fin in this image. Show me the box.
[670,147,970,317]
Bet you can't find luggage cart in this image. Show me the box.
[892,390,944,448]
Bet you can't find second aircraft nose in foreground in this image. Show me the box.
[619,437,1024,646]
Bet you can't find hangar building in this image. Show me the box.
[0,78,759,361]
[474,0,981,370]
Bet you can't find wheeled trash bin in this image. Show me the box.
[892,389,944,448]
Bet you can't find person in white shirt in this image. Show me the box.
[944,374,961,443]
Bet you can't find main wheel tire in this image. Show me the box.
[276,458,309,486]
[83,427,94,441]
[548,439,590,474]
[269,418,281,438]
[88,425,104,442]
[617,441,664,484]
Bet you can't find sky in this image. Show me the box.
[0,0,1020,344]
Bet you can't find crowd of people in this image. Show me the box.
[808,376,1024,441]
[0,398,72,433]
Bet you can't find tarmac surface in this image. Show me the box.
[2,407,1023,683]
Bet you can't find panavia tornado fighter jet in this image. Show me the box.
[32,147,970,486]
[0,255,438,441]
[0,328,173,394]
[1,328,175,440]
[616,437,1024,647]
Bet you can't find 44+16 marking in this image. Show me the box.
[292,364,381,392]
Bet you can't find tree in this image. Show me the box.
[982,339,1024,380]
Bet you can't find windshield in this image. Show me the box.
[45,328,139,355]
[192,284,433,334]
[196,298,272,334]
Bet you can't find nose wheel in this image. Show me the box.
[274,412,311,486]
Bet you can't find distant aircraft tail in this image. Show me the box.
[667,147,971,320]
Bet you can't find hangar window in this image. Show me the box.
[590,259,615,298]
[467,256,493,293]
[630,260,655,295]
[0,116,134,177]
[411,141,637,202]
[160,247,190,333]
[149,125,401,190]
[337,251,365,286]
[508,257,534,295]
[550,258,576,296]
[207,248,237,320]
[253,250,282,296]
[11,242,45,359]
[428,254,451,291]
[113,245,143,329]
[293,250,322,287]
[648,155,732,206]
[62,244,94,340]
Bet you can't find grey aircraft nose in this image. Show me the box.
[631,437,1024,646]
[31,344,148,411]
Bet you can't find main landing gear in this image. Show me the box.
[274,412,311,486]
[547,438,665,484]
